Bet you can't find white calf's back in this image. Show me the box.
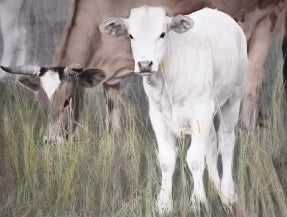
[164,8,247,107]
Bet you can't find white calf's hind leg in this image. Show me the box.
[205,125,220,191]
[218,96,241,204]
[149,106,177,214]
[186,103,214,207]
[187,138,206,206]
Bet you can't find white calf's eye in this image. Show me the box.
[160,32,166,38]
[129,34,134,39]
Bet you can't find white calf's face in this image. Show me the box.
[100,6,194,75]
[128,7,167,74]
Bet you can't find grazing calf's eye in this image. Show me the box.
[64,99,70,108]
[64,97,72,108]
[129,34,134,39]
[160,32,166,38]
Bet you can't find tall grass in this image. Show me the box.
[0,71,286,217]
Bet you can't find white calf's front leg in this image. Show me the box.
[149,104,177,214]
[218,97,241,204]
[186,102,215,206]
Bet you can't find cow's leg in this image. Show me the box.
[0,2,24,70]
[103,83,121,134]
[283,34,287,88]
[240,16,272,129]
[205,125,220,191]
[15,25,27,66]
[149,104,177,214]
[0,18,19,67]
[186,102,214,207]
[283,11,287,88]
[218,96,241,204]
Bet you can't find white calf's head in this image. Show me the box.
[101,6,194,75]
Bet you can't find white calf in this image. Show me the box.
[101,6,247,214]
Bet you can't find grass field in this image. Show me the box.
[0,69,286,217]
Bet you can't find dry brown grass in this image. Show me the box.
[0,72,286,217]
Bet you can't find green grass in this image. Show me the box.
[0,72,286,217]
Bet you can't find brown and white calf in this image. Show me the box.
[0,65,105,142]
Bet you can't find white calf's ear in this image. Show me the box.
[100,17,128,36]
[169,15,194,33]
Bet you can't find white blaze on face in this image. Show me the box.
[128,7,168,73]
[40,70,61,100]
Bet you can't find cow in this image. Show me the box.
[100,6,248,214]
[0,65,106,142]
[0,0,27,74]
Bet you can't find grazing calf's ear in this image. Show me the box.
[79,69,106,88]
[169,15,194,33]
[100,17,128,36]
[18,75,41,91]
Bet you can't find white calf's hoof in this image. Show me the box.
[191,186,207,203]
[191,192,210,215]
[191,193,201,213]
[157,191,173,215]
[220,179,237,205]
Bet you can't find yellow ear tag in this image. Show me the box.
[69,97,73,116]
[160,61,165,72]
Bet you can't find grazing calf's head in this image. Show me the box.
[1,65,105,142]
[100,6,194,75]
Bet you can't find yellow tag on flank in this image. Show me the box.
[197,120,201,134]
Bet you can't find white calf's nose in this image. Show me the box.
[138,61,153,73]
